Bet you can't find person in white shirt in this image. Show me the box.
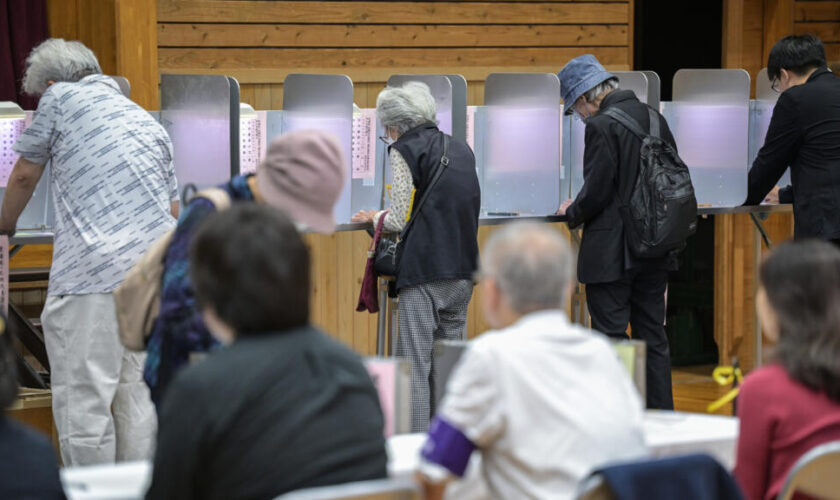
[419,222,648,499]
[0,39,178,466]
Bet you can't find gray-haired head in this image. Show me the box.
[22,38,102,96]
[376,81,437,135]
[481,222,576,314]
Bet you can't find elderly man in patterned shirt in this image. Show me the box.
[0,39,179,466]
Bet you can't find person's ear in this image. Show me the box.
[202,307,236,345]
[481,278,500,321]
[47,80,56,87]
[780,69,790,84]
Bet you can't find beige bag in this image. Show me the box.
[115,188,232,351]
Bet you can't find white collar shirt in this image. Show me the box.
[423,310,648,499]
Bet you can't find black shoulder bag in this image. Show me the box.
[373,135,451,277]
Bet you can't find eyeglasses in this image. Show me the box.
[572,97,589,122]
[771,78,781,93]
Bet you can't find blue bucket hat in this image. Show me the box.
[559,55,616,115]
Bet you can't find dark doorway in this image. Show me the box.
[634,1,723,100]
[635,1,724,365]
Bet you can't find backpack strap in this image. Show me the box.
[647,108,660,138]
[600,107,650,140]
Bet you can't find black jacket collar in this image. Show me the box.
[807,67,832,83]
[599,89,639,111]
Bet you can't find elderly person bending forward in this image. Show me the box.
[0,39,179,466]
[353,82,481,432]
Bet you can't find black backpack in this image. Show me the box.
[601,106,697,258]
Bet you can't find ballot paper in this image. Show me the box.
[0,236,7,315]
[352,108,377,184]
[239,111,267,174]
[466,106,477,151]
[0,118,25,187]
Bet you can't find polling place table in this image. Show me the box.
[61,410,738,500]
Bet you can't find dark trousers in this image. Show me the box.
[585,269,674,410]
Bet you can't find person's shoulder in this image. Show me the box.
[308,327,368,364]
[0,418,56,461]
[741,363,790,396]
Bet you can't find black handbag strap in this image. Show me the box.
[600,106,661,140]
[398,135,450,240]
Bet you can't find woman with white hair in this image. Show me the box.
[352,82,481,432]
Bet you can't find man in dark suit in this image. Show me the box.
[745,35,840,244]
[556,55,678,410]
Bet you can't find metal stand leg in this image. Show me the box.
[389,295,399,357]
[749,213,772,368]
[376,278,388,356]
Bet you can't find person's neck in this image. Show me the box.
[792,67,820,86]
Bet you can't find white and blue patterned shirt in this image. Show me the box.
[14,74,178,295]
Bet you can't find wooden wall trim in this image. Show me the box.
[763,0,795,61]
[115,0,160,109]
[157,0,634,85]
[795,0,840,64]
[47,0,159,109]
[158,1,630,24]
[158,24,629,48]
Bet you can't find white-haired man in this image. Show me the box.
[0,39,178,465]
[419,223,647,499]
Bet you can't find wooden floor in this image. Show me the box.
[673,365,735,416]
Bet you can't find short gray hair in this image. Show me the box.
[22,38,102,96]
[583,77,619,103]
[481,222,576,314]
[376,81,437,135]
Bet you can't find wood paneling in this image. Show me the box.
[159,47,630,84]
[158,0,633,85]
[114,0,160,109]
[764,0,795,61]
[795,0,840,63]
[47,0,160,109]
[795,1,840,22]
[794,21,840,42]
[9,245,52,270]
[159,24,628,48]
[720,0,796,372]
[158,1,629,24]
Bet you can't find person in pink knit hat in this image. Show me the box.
[142,129,346,408]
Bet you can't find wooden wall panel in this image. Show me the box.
[114,0,160,109]
[720,0,797,372]
[158,1,629,24]
[795,0,840,63]
[159,24,629,48]
[158,0,633,85]
[47,0,160,109]
[301,223,576,355]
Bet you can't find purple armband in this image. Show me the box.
[421,416,476,477]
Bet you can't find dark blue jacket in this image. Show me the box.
[0,417,65,500]
[391,123,480,291]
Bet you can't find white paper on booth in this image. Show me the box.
[0,118,26,187]
[0,236,8,315]
[239,113,265,175]
[352,108,377,186]
[466,106,477,151]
